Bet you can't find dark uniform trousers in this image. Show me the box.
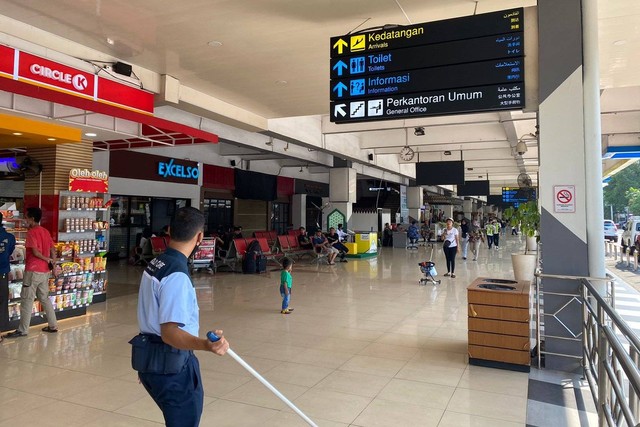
[139,353,204,427]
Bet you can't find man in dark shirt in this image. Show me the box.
[326,227,348,262]
[297,227,312,249]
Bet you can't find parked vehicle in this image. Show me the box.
[621,218,640,249]
[604,220,618,242]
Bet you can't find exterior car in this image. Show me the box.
[604,220,618,242]
[621,219,640,248]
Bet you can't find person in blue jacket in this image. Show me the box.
[0,212,16,339]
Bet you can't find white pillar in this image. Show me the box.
[292,194,306,229]
[407,186,422,222]
[329,168,356,230]
[582,0,606,280]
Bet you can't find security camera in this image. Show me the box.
[516,141,527,155]
[414,127,425,136]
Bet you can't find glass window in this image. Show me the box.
[203,198,233,235]
[271,202,290,235]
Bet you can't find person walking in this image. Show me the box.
[485,220,494,250]
[460,218,470,260]
[131,207,229,426]
[0,212,16,339]
[5,207,57,338]
[492,219,500,250]
[468,228,485,261]
[279,257,294,314]
[441,218,460,278]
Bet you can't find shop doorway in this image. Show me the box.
[271,202,290,235]
[203,198,233,235]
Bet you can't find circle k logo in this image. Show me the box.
[72,74,88,91]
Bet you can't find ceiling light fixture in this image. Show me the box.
[207,40,223,47]
[85,132,97,137]
[414,127,425,136]
[443,150,451,155]
[106,37,115,45]
[613,40,627,46]
[12,132,22,136]
[47,138,56,141]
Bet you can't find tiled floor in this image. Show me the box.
[0,234,534,426]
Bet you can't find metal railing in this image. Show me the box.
[536,273,640,427]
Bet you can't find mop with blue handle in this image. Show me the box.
[207,331,318,427]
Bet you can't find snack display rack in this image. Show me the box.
[2,192,111,332]
[57,190,110,303]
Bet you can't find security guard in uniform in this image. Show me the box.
[130,207,229,427]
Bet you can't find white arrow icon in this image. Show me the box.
[334,104,347,117]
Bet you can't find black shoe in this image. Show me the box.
[5,330,26,338]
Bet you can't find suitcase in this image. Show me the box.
[256,255,267,273]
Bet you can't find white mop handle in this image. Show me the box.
[207,332,318,427]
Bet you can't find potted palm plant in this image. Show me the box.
[503,201,540,282]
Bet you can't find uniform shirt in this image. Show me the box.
[137,248,199,337]
[25,225,54,273]
[280,270,292,289]
[0,226,16,274]
[492,224,500,235]
[485,223,494,236]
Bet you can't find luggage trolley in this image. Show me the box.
[418,246,441,285]
[190,237,216,274]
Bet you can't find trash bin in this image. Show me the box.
[467,277,532,372]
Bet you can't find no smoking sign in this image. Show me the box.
[554,185,575,213]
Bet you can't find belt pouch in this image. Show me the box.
[129,334,189,374]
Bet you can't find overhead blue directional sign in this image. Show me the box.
[330,83,524,123]
[330,59,523,101]
[329,8,526,123]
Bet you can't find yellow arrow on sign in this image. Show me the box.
[333,39,348,55]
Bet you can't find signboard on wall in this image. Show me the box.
[554,185,575,213]
[329,8,525,123]
[69,168,109,193]
[0,45,154,114]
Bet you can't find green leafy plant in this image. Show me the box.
[503,201,540,238]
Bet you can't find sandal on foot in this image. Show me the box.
[451,274,456,278]
[42,326,58,333]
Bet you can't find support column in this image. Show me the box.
[463,199,473,218]
[24,141,93,240]
[406,187,422,223]
[328,168,356,231]
[292,194,306,230]
[538,0,602,372]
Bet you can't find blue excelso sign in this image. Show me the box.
[158,158,199,180]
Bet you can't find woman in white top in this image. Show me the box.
[441,218,460,278]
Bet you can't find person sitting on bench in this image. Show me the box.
[326,227,348,262]
[297,227,313,249]
[407,221,420,247]
[312,229,338,265]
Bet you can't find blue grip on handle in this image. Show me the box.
[206,331,220,342]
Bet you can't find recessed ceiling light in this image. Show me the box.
[47,138,56,141]
[613,39,627,46]
[12,132,22,136]
[467,167,474,171]
[207,40,223,47]
[106,37,115,45]
[85,132,97,137]
[275,80,288,85]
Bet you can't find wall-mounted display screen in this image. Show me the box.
[416,161,465,185]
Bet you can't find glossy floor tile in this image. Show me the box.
[1,235,541,426]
